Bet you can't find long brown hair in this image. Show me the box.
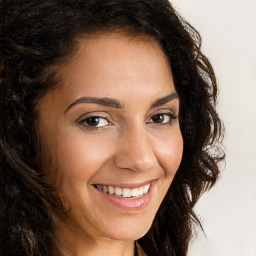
[0,1,224,255]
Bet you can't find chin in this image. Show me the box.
[99,216,153,241]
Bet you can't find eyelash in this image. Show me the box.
[77,112,177,131]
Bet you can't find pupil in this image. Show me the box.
[153,114,164,123]
[87,117,99,126]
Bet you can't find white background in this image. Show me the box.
[170,1,256,255]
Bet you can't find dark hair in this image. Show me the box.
[0,1,224,255]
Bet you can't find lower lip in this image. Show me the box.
[94,184,154,211]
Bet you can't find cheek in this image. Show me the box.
[48,132,115,211]
[155,130,183,177]
[53,131,113,183]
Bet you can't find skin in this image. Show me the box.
[38,33,183,256]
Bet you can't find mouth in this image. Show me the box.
[93,183,151,199]
[93,181,156,211]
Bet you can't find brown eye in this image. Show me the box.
[149,113,176,125]
[86,117,100,126]
[83,116,109,127]
[151,114,166,123]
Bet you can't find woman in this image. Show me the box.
[0,1,224,255]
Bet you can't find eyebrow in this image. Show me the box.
[64,97,123,113]
[151,92,179,108]
[64,92,178,114]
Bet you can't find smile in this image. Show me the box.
[93,181,156,211]
[95,183,151,198]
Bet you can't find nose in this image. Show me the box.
[113,125,156,172]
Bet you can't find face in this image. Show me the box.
[38,33,183,242]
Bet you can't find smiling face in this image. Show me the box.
[38,33,183,245]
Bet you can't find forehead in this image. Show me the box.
[52,33,175,105]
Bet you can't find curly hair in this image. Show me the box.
[0,1,224,255]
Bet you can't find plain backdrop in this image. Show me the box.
[169,0,256,255]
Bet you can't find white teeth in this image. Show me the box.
[108,186,114,195]
[143,184,150,194]
[131,188,139,197]
[96,183,151,198]
[122,188,132,198]
[115,187,122,196]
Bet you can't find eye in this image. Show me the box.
[79,116,110,128]
[149,113,176,125]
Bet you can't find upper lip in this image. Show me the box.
[92,179,157,189]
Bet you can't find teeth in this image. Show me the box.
[97,185,103,191]
[96,183,151,198]
[115,187,122,196]
[131,188,139,197]
[122,188,132,198]
[139,187,144,195]
[108,186,114,195]
[143,184,150,194]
